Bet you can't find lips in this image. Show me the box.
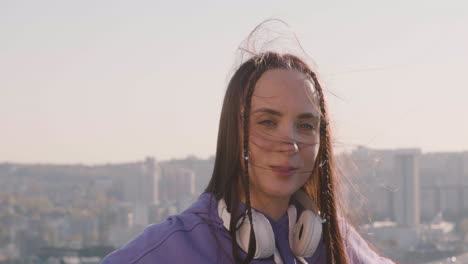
[270,165,298,177]
[270,165,298,172]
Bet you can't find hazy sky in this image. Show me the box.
[1,0,467,164]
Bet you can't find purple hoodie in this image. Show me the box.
[101,193,395,264]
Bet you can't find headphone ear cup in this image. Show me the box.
[236,210,275,259]
[287,205,297,250]
[218,199,232,230]
[291,210,323,258]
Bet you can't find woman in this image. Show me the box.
[101,40,396,264]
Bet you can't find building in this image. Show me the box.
[393,151,420,228]
[158,165,195,202]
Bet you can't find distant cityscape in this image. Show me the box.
[1,146,468,264]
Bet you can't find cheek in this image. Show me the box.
[247,145,274,179]
[248,140,268,161]
[301,144,319,168]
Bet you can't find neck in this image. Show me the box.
[242,191,291,221]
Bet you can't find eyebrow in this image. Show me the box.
[252,107,319,120]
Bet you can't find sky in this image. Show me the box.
[1,0,467,164]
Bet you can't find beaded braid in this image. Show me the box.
[309,71,348,264]
[241,68,266,264]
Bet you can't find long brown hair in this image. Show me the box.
[205,52,349,264]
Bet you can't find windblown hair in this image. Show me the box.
[205,52,349,264]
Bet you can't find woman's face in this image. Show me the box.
[245,69,320,201]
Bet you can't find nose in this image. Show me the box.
[263,141,299,155]
[281,141,299,155]
[277,124,299,155]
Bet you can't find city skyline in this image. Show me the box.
[1,143,467,262]
[1,145,468,165]
[2,0,467,164]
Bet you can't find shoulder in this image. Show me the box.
[339,219,396,264]
[101,193,228,264]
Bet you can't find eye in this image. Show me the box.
[298,123,315,130]
[258,119,276,127]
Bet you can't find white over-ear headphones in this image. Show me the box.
[217,190,323,264]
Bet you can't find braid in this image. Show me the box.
[310,72,348,264]
[241,69,264,264]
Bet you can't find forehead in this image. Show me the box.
[252,69,320,115]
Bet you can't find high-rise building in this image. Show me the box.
[141,157,160,205]
[393,151,420,228]
[120,157,160,226]
[121,157,160,205]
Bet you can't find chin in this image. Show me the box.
[262,185,299,199]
